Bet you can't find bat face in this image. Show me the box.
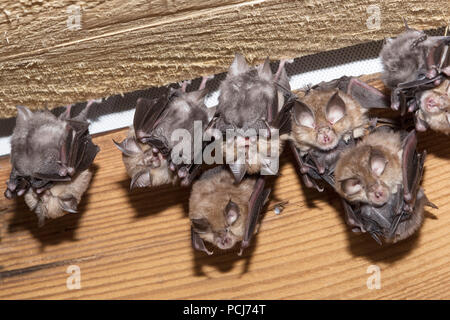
[189,168,256,250]
[335,130,403,207]
[291,90,368,152]
[417,79,450,133]
[115,85,211,189]
[116,128,175,189]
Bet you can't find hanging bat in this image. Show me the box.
[334,127,436,244]
[288,76,389,191]
[189,166,270,255]
[380,23,450,133]
[213,54,296,183]
[114,76,215,189]
[4,103,100,226]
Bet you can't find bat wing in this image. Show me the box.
[313,76,390,109]
[31,118,98,183]
[239,177,270,255]
[401,130,425,205]
[272,98,295,136]
[427,36,450,75]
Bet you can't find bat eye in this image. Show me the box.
[341,178,362,196]
[191,218,210,233]
[224,200,240,225]
[326,92,346,124]
[369,149,387,176]
[293,101,315,129]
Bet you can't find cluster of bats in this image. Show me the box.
[4,25,449,255]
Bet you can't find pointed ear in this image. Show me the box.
[276,66,291,91]
[130,171,151,189]
[341,178,362,196]
[229,53,249,76]
[326,92,346,124]
[293,101,315,129]
[257,57,272,81]
[446,113,450,125]
[16,106,33,127]
[191,218,210,233]
[113,138,142,156]
[370,148,388,176]
[224,200,240,225]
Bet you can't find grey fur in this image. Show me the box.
[380,28,440,87]
[11,107,67,177]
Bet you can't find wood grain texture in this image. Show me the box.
[0,77,449,300]
[0,0,448,117]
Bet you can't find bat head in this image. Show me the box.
[114,128,174,189]
[417,79,450,133]
[189,168,255,251]
[335,130,403,207]
[292,90,367,151]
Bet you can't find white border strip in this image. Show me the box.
[0,57,383,157]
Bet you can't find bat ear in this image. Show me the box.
[326,92,346,124]
[58,195,78,214]
[113,137,142,156]
[191,218,210,233]
[16,106,33,126]
[257,57,272,81]
[276,65,291,91]
[446,113,450,125]
[224,200,240,225]
[341,178,362,196]
[369,148,388,176]
[293,101,315,128]
[130,171,151,189]
[229,53,249,76]
[415,115,429,132]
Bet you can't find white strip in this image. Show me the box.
[0,57,383,157]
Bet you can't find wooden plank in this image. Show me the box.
[0,0,448,117]
[0,77,449,299]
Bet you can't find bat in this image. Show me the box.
[213,54,296,183]
[334,127,436,244]
[4,102,100,226]
[288,76,389,191]
[380,22,450,133]
[114,76,215,189]
[189,166,270,255]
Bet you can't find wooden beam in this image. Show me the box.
[0,0,448,118]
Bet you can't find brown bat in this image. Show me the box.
[334,127,436,244]
[4,103,100,226]
[288,76,389,191]
[213,54,296,183]
[114,77,215,189]
[380,23,450,133]
[189,167,270,255]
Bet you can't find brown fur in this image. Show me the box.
[122,127,177,186]
[189,168,256,250]
[335,130,403,205]
[417,79,450,134]
[24,169,93,225]
[290,90,368,154]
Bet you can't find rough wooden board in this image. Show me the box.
[0,0,448,117]
[0,79,449,300]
